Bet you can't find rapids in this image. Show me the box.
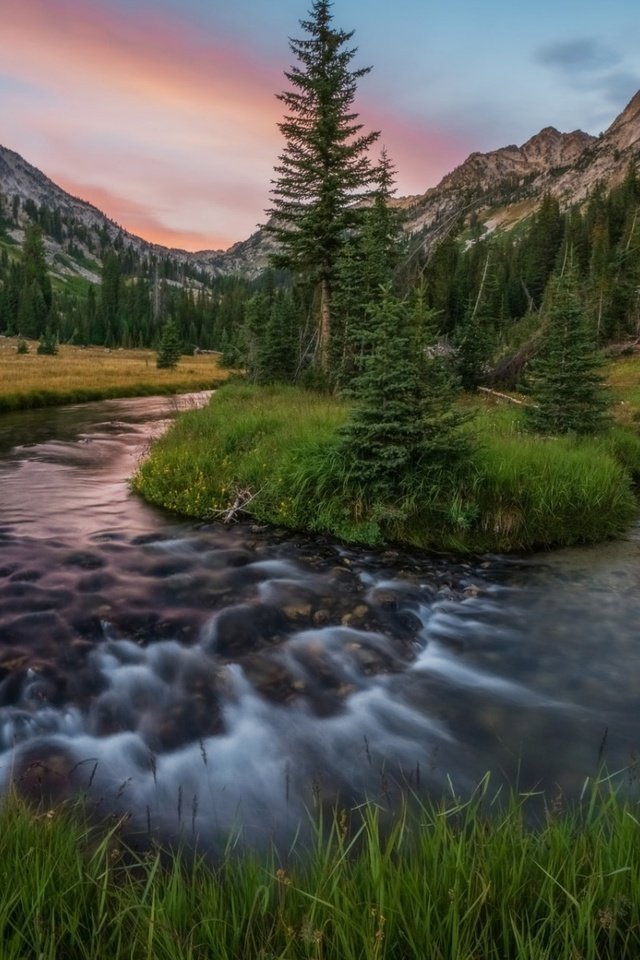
[1,393,639,850]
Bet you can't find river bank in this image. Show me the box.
[0,339,228,411]
[133,380,640,553]
[3,784,640,960]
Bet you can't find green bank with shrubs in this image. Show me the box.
[133,379,640,554]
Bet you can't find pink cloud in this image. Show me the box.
[52,177,231,251]
[1,0,281,247]
[1,0,473,250]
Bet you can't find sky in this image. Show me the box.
[1,0,639,252]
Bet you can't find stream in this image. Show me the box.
[1,393,639,850]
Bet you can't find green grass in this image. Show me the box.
[0,340,229,412]
[133,381,639,553]
[2,781,640,959]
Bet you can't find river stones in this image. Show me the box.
[11,741,79,806]
[209,603,291,657]
[0,610,71,646]
[62,550,106,570]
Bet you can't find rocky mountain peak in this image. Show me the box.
[520,126,594,167]
[605,89,640,151]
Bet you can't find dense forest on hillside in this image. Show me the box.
[1,164,639,380]
[0,192,260,352]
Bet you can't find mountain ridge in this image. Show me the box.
[1,90,639,281]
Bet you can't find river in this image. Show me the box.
[1,393,639,850]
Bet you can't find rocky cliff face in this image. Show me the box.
[1,91,639,281]
[403,92,640,255]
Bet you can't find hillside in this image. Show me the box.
[0,91,639,285]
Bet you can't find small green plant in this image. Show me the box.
[16,338,28,354]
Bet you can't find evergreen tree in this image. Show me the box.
[156,320,182,369]
[267,0,380,370]
[524,270,610,435]
[17,224,52,338]
[99,253,122,346]
[254,291,299,384]
[243,292,273,382]
[454,253,497,390]
[521,193,563,307]
[333,149,404,388]
[36,326,58,356]
[339,286,472,498]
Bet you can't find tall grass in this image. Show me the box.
[0,340,228,411]
[134,382,639,553]
[2,781,640,959]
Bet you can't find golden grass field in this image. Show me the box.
[0,337,229,410]
[606,352,640,425]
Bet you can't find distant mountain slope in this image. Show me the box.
[1,91,639,282]
[0,145,236,283]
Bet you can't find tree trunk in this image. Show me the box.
[319,279,331,371]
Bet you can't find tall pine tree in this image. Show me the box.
[332,149,404,388]
[267,0,380,371]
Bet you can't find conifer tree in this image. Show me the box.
[243,292,273,382]
[268,0,380,371]
[339,286,472,499]
[36,326,58,355]
[99,253,122,346]
[333,149,404,388]
[18,278,49,340]
[17,224,52,338]
[156,319,182,369]
[524,269,610,435]
[254,291,299,384]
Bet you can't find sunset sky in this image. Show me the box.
[2,0,639,251]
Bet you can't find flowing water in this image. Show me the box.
[1,393,639,850]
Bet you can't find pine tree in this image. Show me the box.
[333,149,404,388]
[18,278,49,340]
[524,270,610,435]
[255,291,299,384]
[36,326,58,356]
[454,252,497,390]
[267,0,380,371]
[156,320,182,369]
[17,224,52,338]
[99,253,122,346]
[339,286,472,499]
[243,292,273,382]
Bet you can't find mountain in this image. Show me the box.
[1,91,639,283]
[0,144,268,285]
[400,91,640,256]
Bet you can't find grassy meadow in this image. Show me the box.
[0,337,228,411]
[133,355,640,553]
[2,783,640,959]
